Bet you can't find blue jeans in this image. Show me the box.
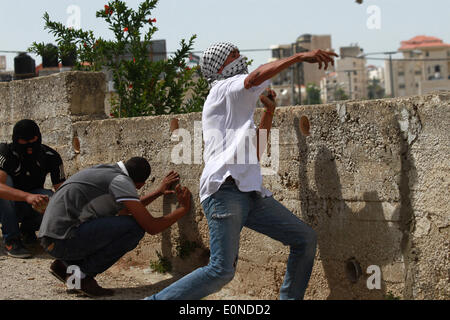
[0,175,54,243]
[41,216,145,277]
[146,180,317,300]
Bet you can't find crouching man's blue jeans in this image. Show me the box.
[145,180,317,300]
[41,216,145,277]
[0,175,54,243]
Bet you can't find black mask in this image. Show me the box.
[12,119,42,159]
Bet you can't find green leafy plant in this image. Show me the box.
[306,83,322,105]
[28,42,59,67]
[334,87,349,101]
[367,78,385,99]
[30,0,209,117]
[149,250,172,274]
[384,291,401,300]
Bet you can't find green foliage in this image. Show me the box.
[149,250,172,273]
[30,0,209,117]
[384,291,401,300]
[306,83,322,105]
[176,238,200,260]
[367,78,385,100]
[29,12,102,71]
[28,42,59,67]
[334,87,349,101]
[28,42,58,58]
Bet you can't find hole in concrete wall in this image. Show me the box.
[345,257,363,283]
[72,136,80,154]
[299,116,310,136]
[170,118,179,133]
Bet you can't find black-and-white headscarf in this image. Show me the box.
[200,42,248,85]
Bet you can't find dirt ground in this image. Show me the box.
[0,239,253,300]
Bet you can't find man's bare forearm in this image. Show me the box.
[149,206,190,235]
[259,108,275,132]
[245,49,338,90]
[256,110,274,162]
[0,183,30,202]
[245,54,302,89]
[124,199,190,235]
[140,189,163,207]
[256,91,276,161]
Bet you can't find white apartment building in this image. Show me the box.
[385,35,450,97]
[336,45,368,100]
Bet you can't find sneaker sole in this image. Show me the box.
[6,252,32,259]
[49,269,67,283]
[75,287,115,298]
[75,288,95,298]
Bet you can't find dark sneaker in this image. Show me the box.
[77,276,115,298]
[49,260,79,295]
[21,231,38,245]
[4,239,32,259]
[49,259,68,283]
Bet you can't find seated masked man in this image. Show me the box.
[0,119,66,258]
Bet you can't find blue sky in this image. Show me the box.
[1,0,449,71]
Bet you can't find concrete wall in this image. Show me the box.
[0,71,448,300]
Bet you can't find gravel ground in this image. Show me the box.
[0,243,169,300]
[0,239,252,300]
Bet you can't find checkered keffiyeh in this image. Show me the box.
[200,42,247,84]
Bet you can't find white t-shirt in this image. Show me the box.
[199,74,273,203]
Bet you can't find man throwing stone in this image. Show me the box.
[146,43,338,300]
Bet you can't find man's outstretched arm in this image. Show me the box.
[244,49,338,89]
[0,170,49,208]
[140,171,180,207]
[123,184,191,235]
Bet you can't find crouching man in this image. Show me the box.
[38,157,191,297]
[0,119,66,258]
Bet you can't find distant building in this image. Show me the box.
[269,34,333,105]
[385,35,450,97]
[268,84,306,107]
[367,65,384,83]
[0,56,6,71]
[320,71,339,103]
[296,34,333,87]
[0,56,10,81]
[336,45,368,100]
[366,65,386,99]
